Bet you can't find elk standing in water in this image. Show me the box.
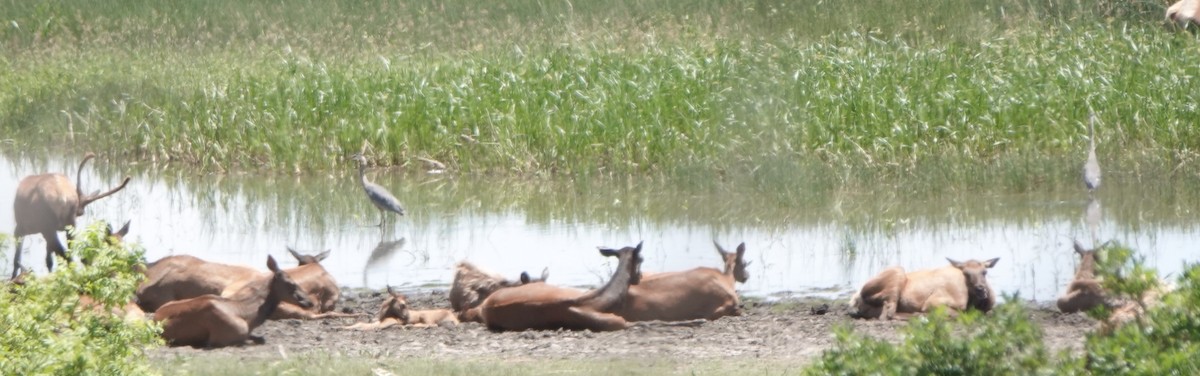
[153,255,313,348]
[343,287,458,330]
[615,241,749,322]
[450,261,548,322]
[11,153,130,277]
[850,258,999,320]
[478,242,644,332]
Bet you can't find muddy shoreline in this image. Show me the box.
[147,287,1096,364]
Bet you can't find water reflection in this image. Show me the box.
[1,152,1198,302]
[363,236,407,287]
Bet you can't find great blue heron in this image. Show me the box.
[351,154,406,226]
[1083,114,1101,194]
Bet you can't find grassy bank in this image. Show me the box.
[1,0,1197,188]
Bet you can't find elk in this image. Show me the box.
[343,287,458,330]
[11,153,131,278]
[154,255,313,348]
[136,248,351,319]
[615,241,750,322]
[450,261,548,322]
[478,242,643,332]
[850,257,999,320]
[1167,0,1198,28]
[1056,240,1106,313]
[1056,241,1174,334]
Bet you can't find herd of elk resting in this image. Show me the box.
[5,153,1167,348]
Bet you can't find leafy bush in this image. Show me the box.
[0,222,161,375]
[1073,243,1200,374]
[805,298,1052,375]
[808,242,1200,375]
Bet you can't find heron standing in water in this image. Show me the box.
[351,154,406,226]
[1083,113,1101,194]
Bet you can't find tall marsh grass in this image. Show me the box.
[1,0,1197,189]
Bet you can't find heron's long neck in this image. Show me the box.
[357,163,370,188]
[1088,120,1096,152]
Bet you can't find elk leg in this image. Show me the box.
[11,236,24,279]
[567,307,630,331]
[43,231,65,272]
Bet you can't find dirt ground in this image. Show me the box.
[147,288,1098,364]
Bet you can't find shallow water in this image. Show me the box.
[1,152,1197,301]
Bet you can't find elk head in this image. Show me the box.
[267,255,313,309]
[948,257,999,305]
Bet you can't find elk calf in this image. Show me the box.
[153,255,313,348]
[343,287,458,330]
[850,257,999,319]
[1057,241,1107,313]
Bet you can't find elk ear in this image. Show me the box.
[736,243,746,258]
[713,240,728,255]
[1073,240,1087,255]
[267,255,281,272]
[634,241,643,255]
[287,246,302,261]
[387,286,398,296]
[984,258,1000,268]
[520,272,531,283]
[540,267,549,281]
[114,220,131,237]
[599,247,618,257]
[314,249,331,262]
[947,258,965,269]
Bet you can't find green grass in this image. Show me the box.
[151,353,805,376]
[1,0,1197,189]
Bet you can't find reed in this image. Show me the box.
[1,0,1196,186]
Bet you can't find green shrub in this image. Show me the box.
[0,222,161,376]
[805,298,1052,375]
[1074,243,1200,374]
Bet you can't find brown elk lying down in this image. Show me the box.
[1057,240,1106,314]
[850,257,999,320]
[615,241,750,322]
[154,255,313,348]
[343,287,459,330]
[11,152,131,278]
[1167,0,1198,28]
[76,295,146,322]
[450,261,549,322]
[1056,241,1174,334]
[136,248,352,320]
[478,242,643,332]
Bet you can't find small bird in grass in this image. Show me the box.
[350,154,406,227]
[1082,113,1101,195]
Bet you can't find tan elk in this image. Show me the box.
[154,255,313,348]
[11,153,131,278]
[1167,0,1198,28]
[450,261,548,322]
[343,287,458,330]
[850,257,1000,320]
[478,242,643,332]
[615,241,749,322]
[136,248,352,319]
